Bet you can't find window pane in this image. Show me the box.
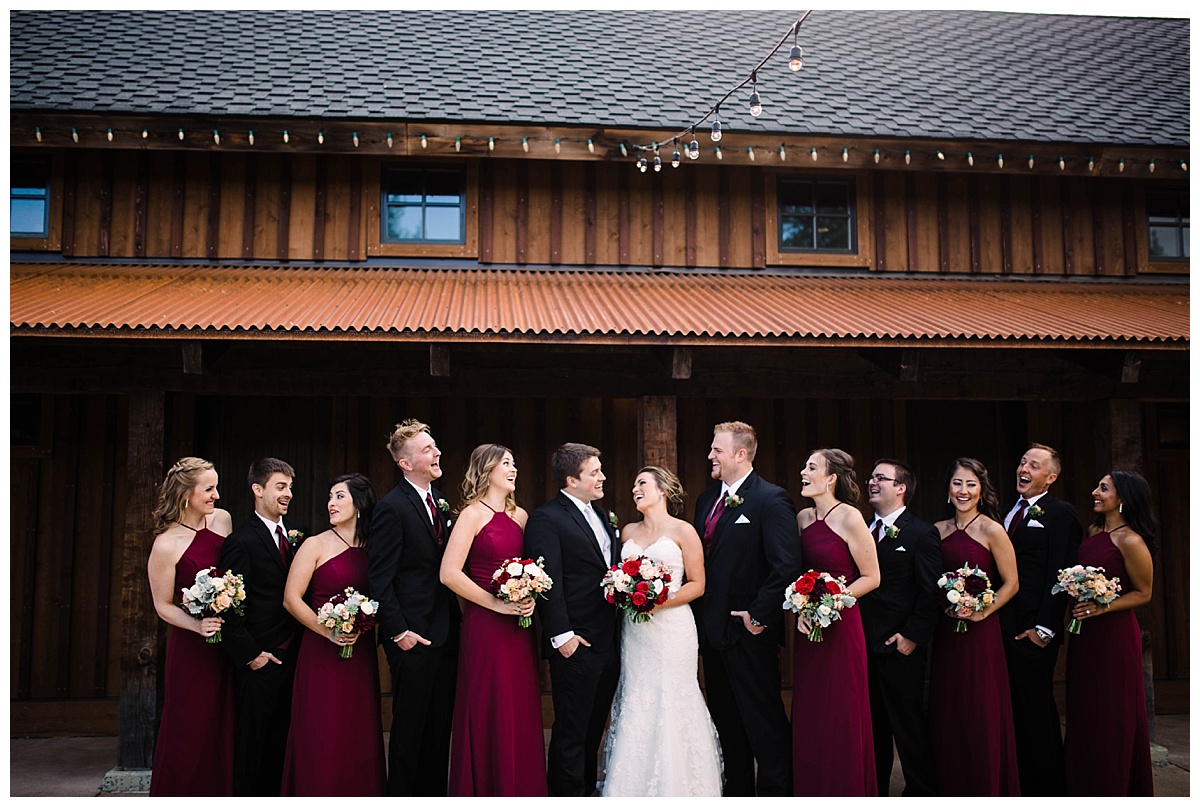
[11,161,47,191]
[780,217,813,249]
[814,183,849,214]
[1148,226,1180,258]
[10,198,46,234]
[779,182,813,215]
[425,172,461,205]
[816,216,850,250]
[386,191,424,204]
[1145,191,1178,218]
[1182,227,1190,258]
[386,206,423,240]
[425,207,462,241]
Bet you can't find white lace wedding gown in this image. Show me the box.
[601,537,723,797]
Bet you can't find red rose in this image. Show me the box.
[795,576,815,594]
[963,575,987,595]
[635,581,650,593]
[497,572,510,584]
[632,592,647,607]
[622,559,642,576]
[656,591,668,604]
[605,592,615,604]
[825,580,841,596]
[662,573,672,583]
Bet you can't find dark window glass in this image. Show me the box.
[1146,188,1189,260]
[11,158,49,237]
[778,178,855,253]
[382,167,465,244]
[11,393,41,446]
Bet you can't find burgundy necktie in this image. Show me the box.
[275,525,291,564]
[873,520,883,542]
[1008,499,1028,536]
[702,495,726,552]
[426,493,444,544]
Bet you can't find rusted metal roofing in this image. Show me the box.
[9,263,1188,346]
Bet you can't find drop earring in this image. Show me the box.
[1119,502,1124,514]
[183,499,188,510]
[947,494,951,503]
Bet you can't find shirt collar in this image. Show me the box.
[561,488,595,515]
[1020,490,1049,507]
[255,511,284,534]
[721,467,754,498]
[405,476,433,500]
[873,505,906,528]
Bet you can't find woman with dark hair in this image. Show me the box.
[147,457,235,796]
[1064,470,1155,795]
[440,445,547,797]
[602,466,722,796]
[929,457,1020,795]
[280,473,385,796]
[790,449,880,795]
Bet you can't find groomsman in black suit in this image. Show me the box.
[999,443,1081,796]
[692,421,801,796]
[858,459,941,796]
[366,419,459,797]
[219,457,304,796]
[524,442,621,797]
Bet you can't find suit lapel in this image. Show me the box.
[255,518,286,573]
[558,493,606,565]
[401,482,439,543]
[710,471,758,552]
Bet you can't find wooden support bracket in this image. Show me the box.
[430,344,450,377]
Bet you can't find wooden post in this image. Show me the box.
[1094,398,1144,474]
[638,395,677,470]
[115,391,164,774]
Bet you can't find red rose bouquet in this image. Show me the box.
[937,565,995,633]
[491,556,554,628]
[179,566,246,643]
[316,587,378,658]
[600,554,672,623]
[1052,564,1121,634]
[782,569,857,642]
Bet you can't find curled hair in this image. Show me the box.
[812,448,861,506]
[714,421,758,462]
[330,473,377,548]
[945,457,1002,520]
[873,458,917,505]
[152,456,215,535]
[550,442,601,490]
[637,466,687,517]
[248,457,295,491]
[1027,442,1063,477]
[387,418,432,464]
[459,444,517,514]
[1097,470,1157,554]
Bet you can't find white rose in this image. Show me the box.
[946,590,961,604]
[524,563,539,576]
[360,601,375,615]
[937,575,947,588]
[506,561,524,576]
[817,604,832,617]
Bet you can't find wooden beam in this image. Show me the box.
[672,347,693,380]
[637,395,677,469]
[1121,350,1142,384]
[899,348,919,382]
[182,342,204,374]
[117,390,164,769]
[430,344,450,377]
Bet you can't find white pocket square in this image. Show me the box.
[894,545,907,552]
[1028,519,1045,528]
[734,514,751,524]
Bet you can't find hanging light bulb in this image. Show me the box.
[967,152,974,166]
[1087,157,1095,172]
[1180,160,1188,172]
[637,155,647,172]
[248,130,254,145]
[283,130,290,144]
[1059,156,1065,170]
[143,128,149,139]
[489,136,495,152]
[35,127,42,142]
[455,137,461,152]
[788,24,804,71]
[715,146,723,160]
[779,144,786,161]
[873,149,880,164]
[521,137,529,152]
[687,130,700,160]
[1149,158,1156,173]
[842,147,849,162]
[212,130,220,145]
[748,72,762,117]
[935,150,944,160]
[904,150,911,165]
[555,138,561,154]
[353,132,359,148]
[421,134,427,148]
[1118,157,1125,172]
[72,128,79,143]
[107,128,114,142]
[178,128,184,141]
[1027,154,1034,169]
[587,138,595,153]
[997,153,1004,168]
[620,143,628,157]
[386,132,393,148]
[653,154,662,172]
[811,146,818,161]
[710,108,723,142]
[671,139,681,168]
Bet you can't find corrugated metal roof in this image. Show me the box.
[9,263,1188,345]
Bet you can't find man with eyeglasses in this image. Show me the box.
[858,459,941,796]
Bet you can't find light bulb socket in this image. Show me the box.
[788,44,804,72]
[749,89,762,117]
[710,119,723,142]
[672,150,681,168]
[688,138,700,160]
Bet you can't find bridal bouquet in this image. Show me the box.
[601,555,672,623]
[491,556,554,628]
[316,587,378,658]
[937,565,995,633]
[179,567,246,643]
[782,570,857,642]
[1052,565,1121,634]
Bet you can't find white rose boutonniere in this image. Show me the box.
[286,529,304,547]
[883,524,900,541]
[724,494,744,509]
[436,498,450,513]
[1026,504,1045,521]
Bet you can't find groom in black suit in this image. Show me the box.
[858,459,941,796]
[366,419,459,797]
[999,442,1081,796]
[692,421,801,796]
[219,457,304,796]
[524,442,621,797]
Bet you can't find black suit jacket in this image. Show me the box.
[691,472,802,651]
[857,508,943,653]
[218,516,305,668]
[998,493,1082,637]
[366,480,460,662]
[524,492,620,656]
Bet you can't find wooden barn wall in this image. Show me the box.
[10,391,1187,734]
[48,150,1153,276]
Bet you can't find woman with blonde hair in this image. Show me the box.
[439,444,547,796]
[146,457,235,796]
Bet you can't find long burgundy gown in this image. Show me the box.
[791,505,876,796]
[279,546,386,796]
[149,526,235,796]
[1065,531,1153,795]
[929,524,1020,796]
[448,508,548,797]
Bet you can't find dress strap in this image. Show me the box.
[178,515,206,533]
[961,512,983,531]
[817,501,845,521]
[330,526,352,548]
[479,501,497,513]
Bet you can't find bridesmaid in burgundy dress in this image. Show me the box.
[280,473,386,796]
[791,449,880,796]
[929,458,1021,796]
[440,444,548,797]
[147,457,235,796]
[1065,471,1155,795]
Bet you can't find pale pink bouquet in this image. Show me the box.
[180,567,246,643]
[1052,565,1121,634]
[316,587,378,658]
[491,556,554,628]
[937,564,995,633]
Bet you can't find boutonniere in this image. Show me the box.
[608,511,619,530]
[1026,504,1045,521]
[436,498,450,513]
[724,494,744,509]
[286,529,304,547]
[883,524,900,541]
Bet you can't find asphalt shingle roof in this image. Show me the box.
[9,10,1190,147]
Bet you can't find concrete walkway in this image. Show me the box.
[9,714,1190,796]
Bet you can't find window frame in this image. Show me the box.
[10,151,62,251]
[367,159,478,258]
[1136,183,1189,276]
[764,169,873,268]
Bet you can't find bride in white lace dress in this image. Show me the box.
[602,466,723,797]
